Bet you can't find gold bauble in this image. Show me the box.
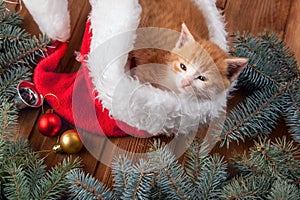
[59,129,83,154]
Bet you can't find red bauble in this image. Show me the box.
[38,111,62,137]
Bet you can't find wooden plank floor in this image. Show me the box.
[12,0,300,189]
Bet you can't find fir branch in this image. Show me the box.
[221,175,272,199]
[0,23,30,39]
[0,101,18,137]
[230,32,279,90]
[285,78,300,142]
[195,155,228,200]
[227,137,300,199]
[31,157,81,200]
[64,137,299,199]
[0,34,49,69]
[148,140,193,200]
[245,138,275,177]
[121,159,154,200]
[231,32,298,88]
[184,139,203,184]
[0,66,32,101]
[219,87,283,148]
[232,152,268,178]
[1,139,31,167]
[2,163,30,200]
[67,169,115,200]
[0,23,31,49]
[237,61,280,91]
[268,137,300,182]
[267,180,300,200]
[25,153,47,195]
[111,155,132,196]
[231,138,277,179]
[227,31,300,144]
[0,139,38,199]
[232,137,300,182]
[0,137,83,200]
[0,135,4,162]
[259,32,299,79]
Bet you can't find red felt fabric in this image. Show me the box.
[33,21,147,137]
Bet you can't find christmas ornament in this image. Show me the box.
[38,109,62,137]
[53,129,83,154]
[14,80,43,109]
[38,94,62,137]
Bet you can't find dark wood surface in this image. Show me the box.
[10,0,300,188]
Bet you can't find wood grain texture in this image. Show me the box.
[285,0,300,67]
[16,109,40,139]
[14,0,299,192]
[224,0,291,38]
[59,0,91,73]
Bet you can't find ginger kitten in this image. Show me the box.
[133,0,248,100]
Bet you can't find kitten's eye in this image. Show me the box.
[198,75,207,81]
[180,63,187,71]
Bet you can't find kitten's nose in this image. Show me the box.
[182,76,193,88]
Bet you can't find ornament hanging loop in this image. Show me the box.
[38,94,62,137]
[42,93,60,113]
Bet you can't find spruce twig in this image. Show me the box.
[221,175,273,199]
[219,87,283,148]
[32,157,81,200]
[0,137,82,200]
[232,137,300,181]
[267,180,300,200]
[148,140,193,200]
[67,170,115,200]
[222,137,300,199]
[184,139,203,184]
[111,155,132,197]
[66,137,299,199]
[219,32,300,146]
[0,101,18,136]
[25,153,47,196]
[0,35,49,69]
[121,159,154,200]
[285,78,300,142]
[2,163,30,200]
[0,66,32,100]
[196,155,227,200]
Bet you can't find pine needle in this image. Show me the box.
[67,169,115,200]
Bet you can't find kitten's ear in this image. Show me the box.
[225,58,248,82]
[175,23,196,49]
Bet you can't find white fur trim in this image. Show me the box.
[88,0,142,52]
[87,0,228,135]
[23,0,70,42]
[193,0,228,51]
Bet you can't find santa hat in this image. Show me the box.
[23,0,228,137]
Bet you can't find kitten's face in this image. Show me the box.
[166,48,226,100]
[163,23,248,100]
